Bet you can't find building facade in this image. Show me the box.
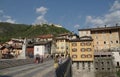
[34,41,51,58]
[70,36,94,72]
[94,52,115,77]
[55,38,69,57]
[78,26,120,51]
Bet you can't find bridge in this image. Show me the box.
[0,58,72,77]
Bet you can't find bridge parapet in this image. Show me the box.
[56,58,72,77]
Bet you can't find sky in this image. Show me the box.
[0,0,120,33]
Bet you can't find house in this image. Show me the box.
[112,51,120,70]
[94,51,115,77]
[69,36,94,77]
[26,44,34,58]
[55,38,69,57]
[69,36,94,71]
[34,41,51,58]
[56,32,79,40]
[55,33,79,57]
[0,45,14,59]
[36,34,54,42]
[78,25,120,51]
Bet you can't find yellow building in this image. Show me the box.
[55,38,69,57]
[69,36,94,61]
[78,26,120,51]
[70,36,94,71]
[55,33,79,57]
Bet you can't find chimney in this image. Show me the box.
[116,23,118,27]
[104,25,107,28]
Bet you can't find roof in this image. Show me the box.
[37,34,53,39]
[78,26,120,31]
[34,41,51,45]
[58,33,70,36]
[55,37,69,40]
[69,36,93,42]
[94,52,113,55]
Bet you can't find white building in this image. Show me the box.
[34,41,51,58]
[112,51,120,67]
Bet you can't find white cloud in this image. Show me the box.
[3,15,11,19]
[0,10,16,23]
[36,6,48,15]
[74,24,80,28]
[110,0,120,11]
[86,16,104,26]
[0,10,4,13]
[6,19,16,23]
[34,6,48,25]
[85,0,120,27]
[34,15,47,24]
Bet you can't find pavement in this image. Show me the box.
[0,60,55,77]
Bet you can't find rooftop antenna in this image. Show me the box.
[104,25,107,28]
[116,23,118,27]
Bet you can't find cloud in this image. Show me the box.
[3,15,11,19]
[36,6,48,15]
[110,0,120,11]
[34,16,47,24]
[86,16,104,26]
[34,6,48,25]
[0,10,4,13]
[74,24,80,28]
[85,0,120,27]
[5,19,16,23]
[0,10,16,23]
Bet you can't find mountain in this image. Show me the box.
[0,22,70,43]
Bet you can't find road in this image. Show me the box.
[0,60,55,77]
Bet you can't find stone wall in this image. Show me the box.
[55,58,72,77]
[72,61,95,77]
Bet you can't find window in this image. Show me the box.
[81,48,85,52]
[96,68,98,70]
[111,41,113,44]
[95,36,98,39]
[86,42,91,46]
[82,62,85,68]
[77,62,79,69]
[97,42,99,44]
[81,54,86,58]
[117,62,120,66]
[102,68,104,70]
[88,62,91,67]
[36,48,39,51]
[101,62,104,65]
[61,47,64,49]
[72,43,77,46]
[104,41,106,44]
[72,55,77,58]
[80,43,85,46]
[87,48,92,51]
[107,68,110,70]
[116,40,118,43]
[72,48,77,52]
[109,31,112,34]
[87,54,92,58]
[107,62,109,64]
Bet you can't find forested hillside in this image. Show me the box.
[0,22,70,43]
